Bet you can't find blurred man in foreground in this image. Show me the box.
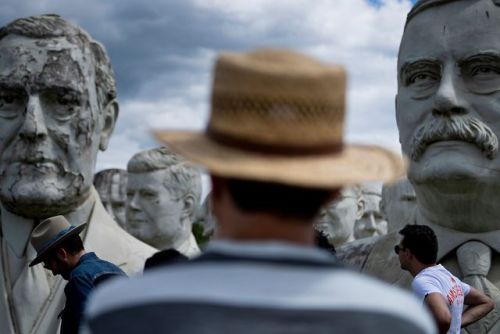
[84,49,435,333]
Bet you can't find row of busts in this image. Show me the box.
[95,148,416,253]
[315,179,417,248]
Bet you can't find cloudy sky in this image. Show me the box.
[0,0,416,171]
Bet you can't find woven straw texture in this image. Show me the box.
[154,48,406,188]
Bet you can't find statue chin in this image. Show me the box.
[0,178,89,219]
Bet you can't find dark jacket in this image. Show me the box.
[61,252,126,334]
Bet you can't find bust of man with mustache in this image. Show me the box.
[0,15,155,334]
[338,1,500,332]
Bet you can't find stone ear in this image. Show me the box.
[356,197,365,221]
[99,99,119,151]
[182,193,196,221]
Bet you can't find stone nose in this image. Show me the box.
[19,94,48,141]
[432,65,467,117]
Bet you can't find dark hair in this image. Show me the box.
[225,178,335,221]
[399,224,438,264]
[46,235,84,259]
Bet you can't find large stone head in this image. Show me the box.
[314,186,363,247]
[126,147,202,249]
[396,0,500,231]
[94,168,127,228]
[354,183,387,239]
[0,14,118,218]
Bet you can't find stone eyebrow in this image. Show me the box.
[0,81,26,90]
[35,83,84,95]
[399,59,440,81]
[400,59,440,75]
[458,52,500,66]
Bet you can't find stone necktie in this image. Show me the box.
[457,241,500,334]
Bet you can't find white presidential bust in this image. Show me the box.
[314,186,363,247]
[337,2,500,332]
[354,184,387,239]
[397,0,500,233]
[126,147,202,257]
[0,15,154,334]
[94,169,128,228]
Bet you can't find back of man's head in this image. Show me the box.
[223,178,334,221]
[399,224,438,264]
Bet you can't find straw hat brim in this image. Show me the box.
[29,223,87,267]
[153,131,406,189]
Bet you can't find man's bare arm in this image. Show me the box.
[425,293,452,334]
[462,287,494,328]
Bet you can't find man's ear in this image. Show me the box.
[99,99,119,151]
[56,248,68,262]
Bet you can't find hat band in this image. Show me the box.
[37,225,75,257]
[207,128,343,156]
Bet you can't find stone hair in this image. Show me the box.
[407,0,500,26]
[0,14,117,109]
[127,147,202,217]
[341,185,362,199]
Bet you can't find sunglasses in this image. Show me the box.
[394,245,405,254]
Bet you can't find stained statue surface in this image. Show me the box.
[126,147,202,257]
[94,169,128,229]
[314,186,363,247]
[0,15,155,334]
[337,1,500,332]
[380,178,416,233]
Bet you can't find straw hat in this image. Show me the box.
[29,215,86,267]
[154,48,405,188]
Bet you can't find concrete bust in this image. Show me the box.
[126,147,202,257]
[354,184,387,239]
[0,15,155,334]
[314,186,363,247]
[94,169,128,228]
[338,1,500,332]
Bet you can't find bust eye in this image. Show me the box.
[471,65,500,77]
[57,93,80,106]
[407,72,438,85]
[0,90,25,119]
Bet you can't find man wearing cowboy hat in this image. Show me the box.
[83,49,435,333]
[30,215,125,334]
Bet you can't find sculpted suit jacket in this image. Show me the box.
[0,187,156,334]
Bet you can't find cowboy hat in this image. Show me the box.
[154,48,405,188]
[29,215,87,267]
